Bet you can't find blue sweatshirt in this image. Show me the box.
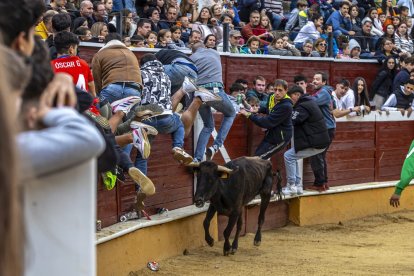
[311,85,336,129]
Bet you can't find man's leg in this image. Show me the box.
[181,97,203,137]
[194,104,214,162]
[205,88,236,159]
[310,128,335,188]
[255,139,287,160]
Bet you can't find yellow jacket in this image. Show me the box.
[35,21,49,39]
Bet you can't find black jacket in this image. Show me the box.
[371,69,395,99]
[249,95,293,145]
[355,30,375,54]
[292,95,330,152]
[394,89,414,109]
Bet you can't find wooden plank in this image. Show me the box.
[245,200,289,233]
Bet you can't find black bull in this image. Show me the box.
[192,156,282,256]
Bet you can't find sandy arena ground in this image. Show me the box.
[134,210,414,276]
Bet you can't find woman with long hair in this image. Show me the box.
[204,34,217,49]
[192,6,223,43]
[376,23,395,50]
[352,77,371,114]
[90,22,109,42]
[370,56,397,108]
[313,38,328,57]
[378,0,396,28]
[364,7,384,37]
[375,37,400,62]
[179,0,199,23]
[394,22,413,54]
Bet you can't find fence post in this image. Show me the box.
[328,32,333,58]
[223,23,229,53]
[115,12,122,37]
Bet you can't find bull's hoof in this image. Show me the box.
[254,240,261,246]
[206,237,214,247]
[230,248,237,255]
[223,250,230,256]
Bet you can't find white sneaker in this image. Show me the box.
[130,121,158,136]
[111,96,141,114]
[132,128,151,159]
[194,87,222,102]
[206,145,218,161]
[182,76,198,94]
[296,185,303,195]
[282,184,297,196]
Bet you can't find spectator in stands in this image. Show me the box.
[137,18,152,39]
[246,76,269,109]
[179,0,199,23]
[326,1,355,37]
[349,39,362,59]
[354,19,376,59]
[146,31,158,47]
[247,96,260,109]
[240,79,293,159]
[119,9,136,38]
[382,79,414,113]
[371,56,397,108]
[261,0,285,30]
[351,77,371,114]
[294,74,308,94]
[378,0,396,27]
[223,0,242,27]
[240,36,262,54]
[159,6,178,30]
[397,0,414,18]
[179,15,193,44]
[331,79,362,117]
[301,39,320,56]
[320,24,338,57]
[146,7,162,33]
[389,139,414,208]
[313,38,328,57]
[131,34,146,47]
[79,0,94,28]
[364,8,384,37]
[220,13,235,30]
[308,72,336,192]
[190,42,236,162]
[375,37,400,62]
[265,83,275,95]
[242,10,270,46]
[254,14,274,43]
[393,56,414,91]
[35,10,57,39]
[294,13,323,49]
[170,26,186,48]
[268,33,301,56]
[392,16,401,30]
[350,4,362,33]
[46,13,72,60]
[104,0,113,14]
[376,24,395,51]
[75,26,93,41]
[92,33,142,103]
[282,85,330,196]
[217,29,242,53]
[153,0,167,20]
[92,1,108,24]
[285,0,309,41]
[72,16,88,32]
[204,34,217,49]
[51,31,96,97]
[211,3,223,22]
[394,22,413,54]
[235,79,249,92]
[90,22,109,42]
[228,83,248,113]
[47,0,68,13]
[399,6,410,24]
[237,0,262,23]
[192,7,223,44]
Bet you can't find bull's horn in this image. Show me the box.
[217,165,232,173]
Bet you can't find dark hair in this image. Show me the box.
[405,79,414,85]
[337,78,350,87]
[104,32,122,43]
[23,36,54,102]
[137,18,151,28]
[204,34,216,46]
[72,17,87,32]
[367,7,378,21]
[146,7,158,18]
[274,79,288,90]
[139,53,158,66]
[315,71,328,84]
[246,96,260,104]
[170,25,181,33]
[54,31,80,54]
[294,74,307,83]
[352,77,370,107]
[0,0,46,46]
[131,34,145,42]
[74,26,90,36]
[229,82,245,92]
[196,7,213,25]
[287,85,304,95]
[405,56,414,65]
[381,0,394,17]
[93,0,104,11]
[311,13,322,22]
[235,79,248,85]
[339,1,351,8]
[190,30,201,37]
[52,13,72,32]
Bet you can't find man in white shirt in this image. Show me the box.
[331,79,360,118]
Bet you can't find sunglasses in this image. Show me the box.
[318,43,327,46]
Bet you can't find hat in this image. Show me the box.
[348,39,361,52]
[229,30,242,37]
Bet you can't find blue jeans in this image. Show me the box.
[284,147,326,186]
[164,58,198,94]
[99,83,142,104]
[134,113,184,174]
[194,87,236,161]
[270,13,284,30]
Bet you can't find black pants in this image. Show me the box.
[310,128,336,186]
[255,140,288,160]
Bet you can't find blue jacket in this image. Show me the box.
[326,10,352,35]
[310,85,336,130]
[249,95,293,145]
[393,68,410,92]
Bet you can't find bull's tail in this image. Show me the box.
[273,170,283,201]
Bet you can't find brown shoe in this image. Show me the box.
[172,147,194,165]
[306,185,325,192]
[128,167,156,195]
[135,191,146,212]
